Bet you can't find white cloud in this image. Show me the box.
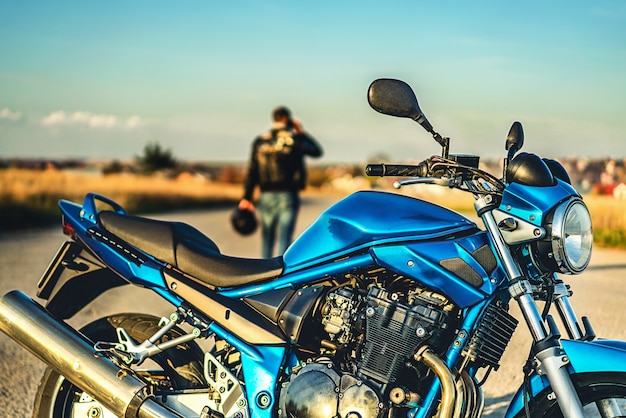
[0,108,22,121]
[41,110,145,129]
[124,115,144,129]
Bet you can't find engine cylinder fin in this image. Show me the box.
[358,286,452,384]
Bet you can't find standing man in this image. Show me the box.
[239,106,323,258]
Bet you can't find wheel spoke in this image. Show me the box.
[596,398,626,418]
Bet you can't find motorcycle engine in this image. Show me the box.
[280,359,382,418]
[279,281,458,418]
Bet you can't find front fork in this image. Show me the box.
[478,197,586,418]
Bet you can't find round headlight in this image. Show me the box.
[551,198,593,274]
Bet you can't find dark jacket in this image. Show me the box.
[243,127,322,201]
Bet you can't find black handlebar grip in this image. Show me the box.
[365,164,385,176]
[365,163,428,177]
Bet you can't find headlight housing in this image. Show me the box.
[531,198,593,274]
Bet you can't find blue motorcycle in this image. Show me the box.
[2,78,625,418]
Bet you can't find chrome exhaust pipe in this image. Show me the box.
[414,346,457,418]
[0,290,183,418]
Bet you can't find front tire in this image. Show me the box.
[521,373,626,417]
[32,313,206,418]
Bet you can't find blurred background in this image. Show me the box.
[0,4,625,416]
[1,1,625,245]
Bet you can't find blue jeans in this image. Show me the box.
[259,191,300,258]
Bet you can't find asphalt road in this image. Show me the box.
[1,194,625,417]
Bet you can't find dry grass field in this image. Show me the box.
[1,168,624,249]
[0,168,243,230]
[584,194,626,248]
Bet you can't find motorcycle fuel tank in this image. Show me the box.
[284,190,478,270]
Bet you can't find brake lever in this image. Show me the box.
[393,177,459,189]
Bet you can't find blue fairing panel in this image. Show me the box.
[499,180,580,227]
[563,339,626,372]
[284,191,477,271]
[505,339,626,417]
[371,233,497,308]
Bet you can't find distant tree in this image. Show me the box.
[102,159,124,175]
[136,142,177,174]
[367,152,391,164]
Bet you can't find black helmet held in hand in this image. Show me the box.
[230,208,258,236]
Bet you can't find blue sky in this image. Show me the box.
[1,1,625,163]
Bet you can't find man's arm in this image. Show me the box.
[291,119,322,158]
[298,133,323,158]
[241,139,260,202]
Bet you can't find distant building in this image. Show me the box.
[613,183,626,200]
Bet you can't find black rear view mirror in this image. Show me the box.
[368,78,448,157]
[503,121,525,183]
[368,79,419,117]
[505,121,524,158]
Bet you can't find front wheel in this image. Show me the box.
[522,373,626,418]
[32,313,206,418]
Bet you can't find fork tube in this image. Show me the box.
[534,345,584,418]
[479,207,548,340]
[479,203,586,418]
[553,279,584,340]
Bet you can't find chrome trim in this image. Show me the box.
[0,290,184,418]
[414,347,456,418]
[553,280,584,340]
[551,198,593,274]
[478,204,548,342]
[535,345,585,418]
[492,209,545,244]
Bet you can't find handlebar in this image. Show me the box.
[366,156,505,197]
[365,162,428,177]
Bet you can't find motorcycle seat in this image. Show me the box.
[98,211,284,288]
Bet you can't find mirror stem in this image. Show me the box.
[433,133,449,159]
[503,157,509,183]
